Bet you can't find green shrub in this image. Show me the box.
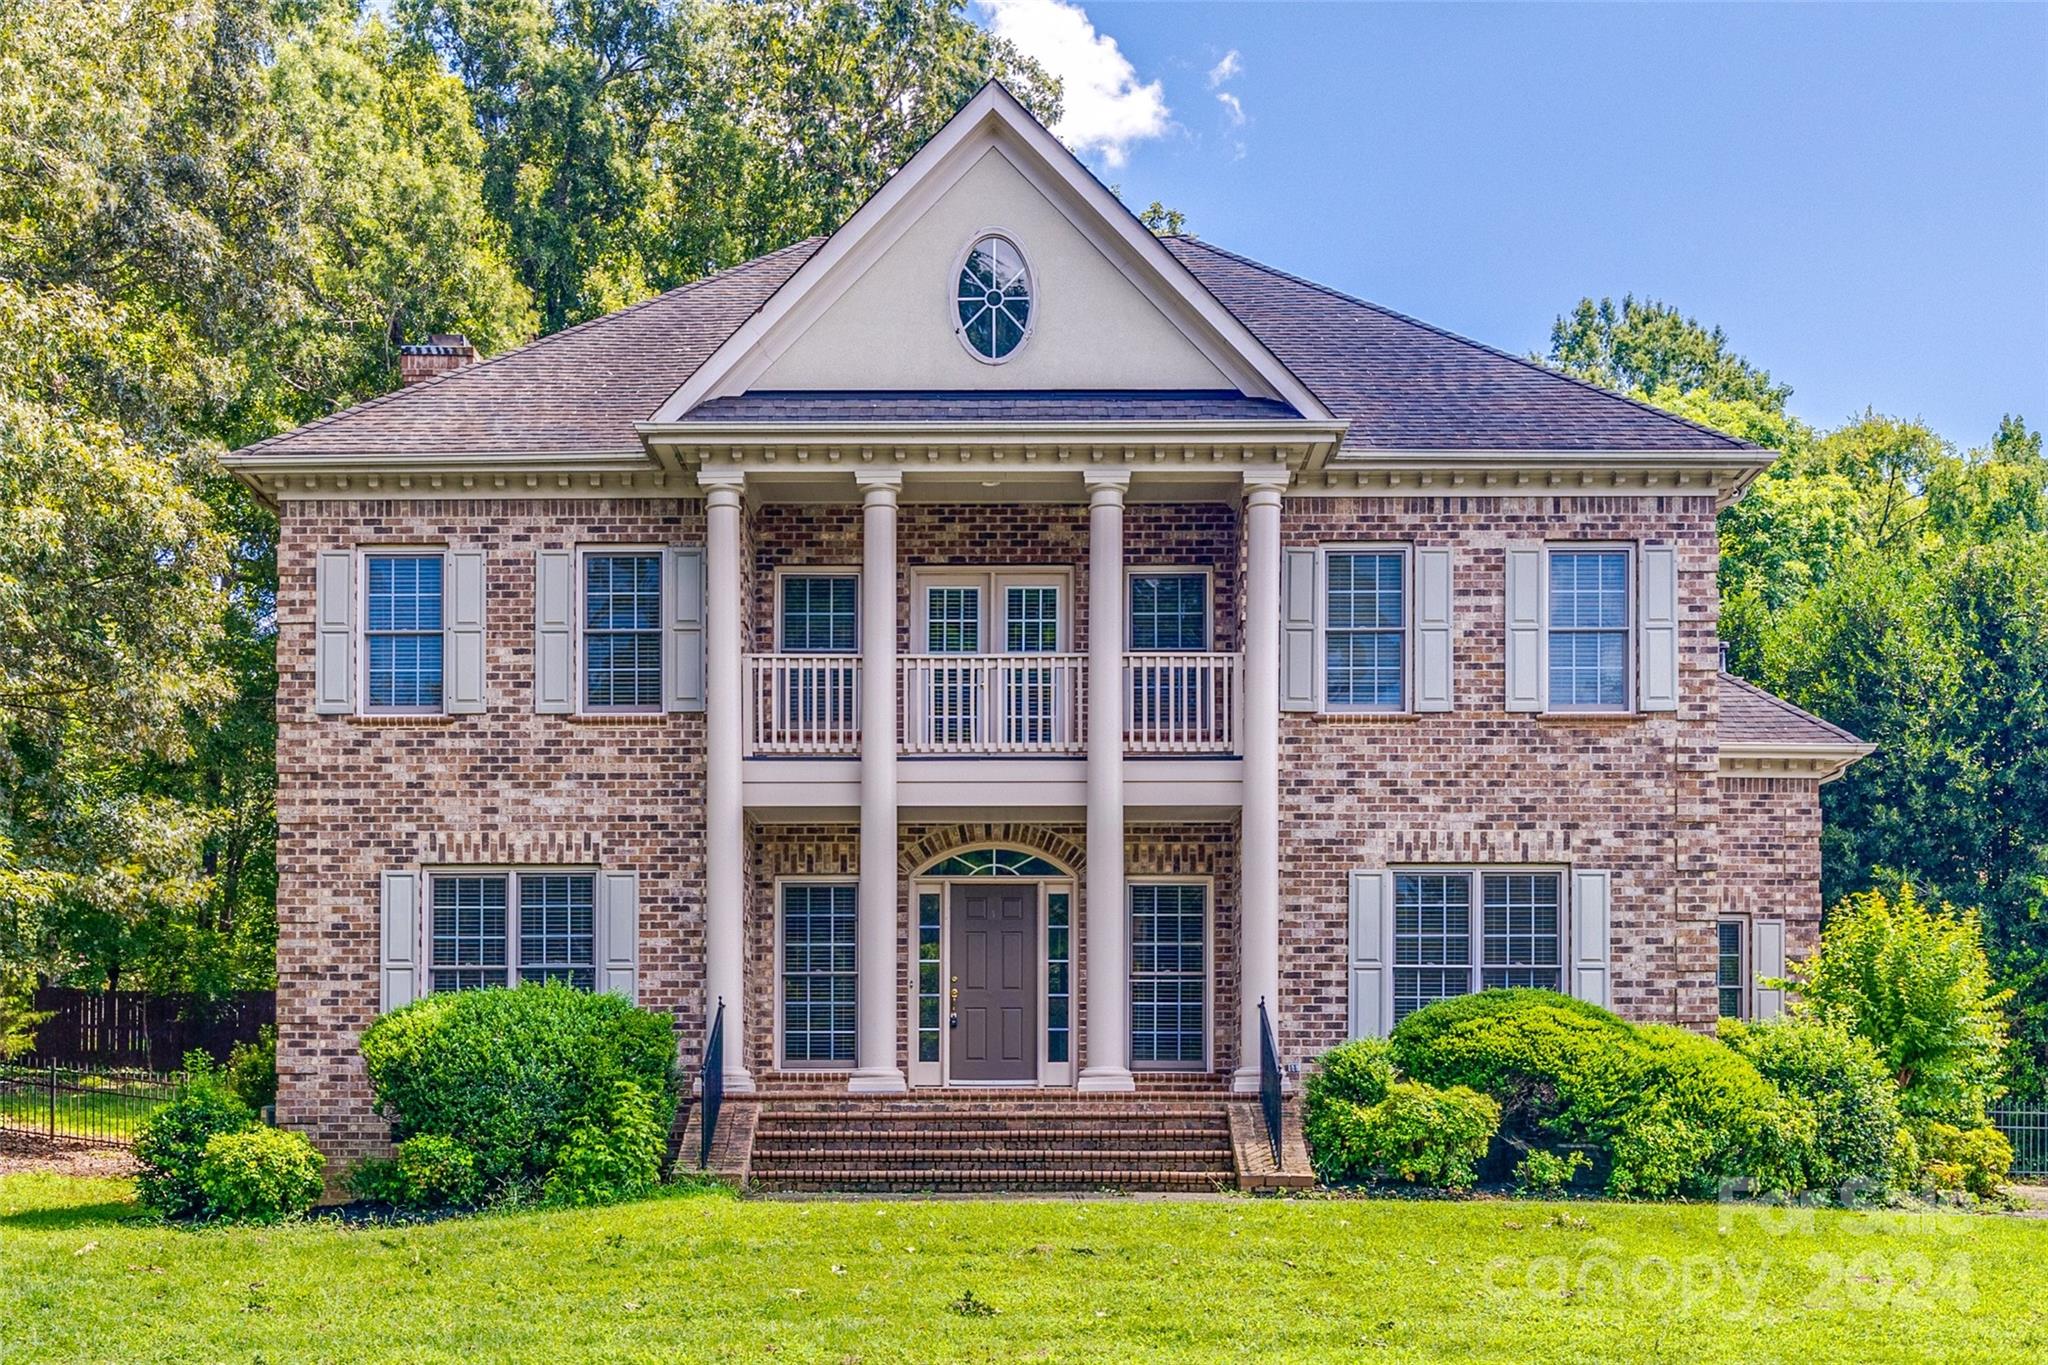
[1720,1016,1903,1194]
[541,1080,667,1207]
[194,1126,326,1223]
[1309,1079,1499,1189]
[1392,990,1818,1198]
[350,1133,483,1209]
[1906,1120,2013,1199]
[134,1055,258,1219]
[1789,884,2009,1124]
[359,984,677,1192]
[225,1027,277,1111]
[1513,1148,1591,1194]
[1303,1039,1397,1161]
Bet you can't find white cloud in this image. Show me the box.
[1216,91,1245,128]
[1206,50,1242,88]
[977,0,1170,169]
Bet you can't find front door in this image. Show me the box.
[949,883,1038,1082]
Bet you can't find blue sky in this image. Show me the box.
[977,2,2048,445]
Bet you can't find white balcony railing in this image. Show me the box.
[743,652,1242,757]
[745,654,860,755]
[1123,652,1242,754]
[899,653,1088,755]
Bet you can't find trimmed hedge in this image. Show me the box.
[1391,990,1817,1198]
[134,1057,259,1219]
[359,984,677,1197]
[1720,1016,1903,1194]
[1302,1039,1501,1189]
[194,1127,326,1223]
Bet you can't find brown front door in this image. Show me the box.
[949,883,1038,1082]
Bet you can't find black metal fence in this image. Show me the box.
[0,1061,179,1148]
[1992,1104,2048,1180]
[25,988,273,1071]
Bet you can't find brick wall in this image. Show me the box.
[1274,495,1727,1057]
[1719,775,1825,961]
[274,498,707,1163]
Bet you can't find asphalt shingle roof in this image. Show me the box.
[234,235,1756,460]
[1718,673,1866,748]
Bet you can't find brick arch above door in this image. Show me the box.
[897,823,1087,879]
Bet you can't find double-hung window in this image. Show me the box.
[1717,920,1749,1019]
[1325,549,1408,711]
[780,883,857,1066]
[1392,869,1565,1021]
[364,553,444,712]
[779,573,858,652]
[583,552,662,711]
[427,870,596,994]
[1546,548,1631,710]
[1129,882,1208,1068]
[1127,572,1210,651]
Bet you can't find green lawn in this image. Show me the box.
[2,1175,2044,1363]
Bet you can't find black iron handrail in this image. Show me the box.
[697,998,725,1171]
[1257,997,1283,1169]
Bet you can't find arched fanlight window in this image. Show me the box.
[921,847,1063,878]
[954,234,1032,361]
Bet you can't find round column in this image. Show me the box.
[1079,471,1135,1092]
[850,473,907,1093]
[702,475,754,1092]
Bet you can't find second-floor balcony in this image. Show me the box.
[745,652,1242,757]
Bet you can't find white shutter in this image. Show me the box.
[1413,547,1453,712]
[664,549,705,712]
[1754,919,1786,1020]
[1348,870,1394,1039]
[1638,545,1679,712]
[445,551,486,714]
[599,871,639,1001]
[1280,548,1319,712]
[1505,546,1545,712]
[380,871,420,1013]
[534,550,575,714]
[315,550,356,715]
[1570,869,1611,1008]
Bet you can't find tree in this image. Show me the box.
[1546,295,1791,413]
[1788,885,2010,1123]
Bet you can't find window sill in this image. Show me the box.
[565,711,673,725]
[1311,709,1424,723]
[1535,710,1645,724]
[348,713,459,727]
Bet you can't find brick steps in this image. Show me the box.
[746,1096,1238,1192]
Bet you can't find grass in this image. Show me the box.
[3,1174,2046,1362]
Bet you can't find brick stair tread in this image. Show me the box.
[752,1171,1232,1188]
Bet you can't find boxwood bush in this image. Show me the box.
[349,1133,483,1210]
[134,1056,259,1219]
[194,1126,326,1223]
[1720,1016,1903,1194]
[1303,1039,1501,1189]
[359,985,678,1197]
[1391,990,1818,1198]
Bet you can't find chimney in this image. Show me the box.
[398,334,477,387]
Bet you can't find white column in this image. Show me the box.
[1235,473,1287,1093]
[702,474,753,1092]
[850,472,907,1093]
[1079,470,1135,1092]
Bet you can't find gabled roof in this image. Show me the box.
[1718,673,1866,748]
[1162,238,1752,455]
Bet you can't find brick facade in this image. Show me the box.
[273,489,1831,1166]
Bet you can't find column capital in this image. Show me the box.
[698,469,746,505]
[1083,469,1132,505]
[853,469,904,501]
[1242,470,1290,504]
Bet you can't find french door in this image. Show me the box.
[914,571,1068,750]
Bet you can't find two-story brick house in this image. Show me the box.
[226,84,1868,1189]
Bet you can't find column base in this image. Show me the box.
[847,1067,908,1095]
[712,1066,756,1096]
[1230,1065,1264,1096]
[1076,1066,1136,1094]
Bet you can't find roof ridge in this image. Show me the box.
[233,238,826,457]
[1168,237,1756,453]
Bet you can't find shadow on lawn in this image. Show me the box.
[0,1195,150,1232]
